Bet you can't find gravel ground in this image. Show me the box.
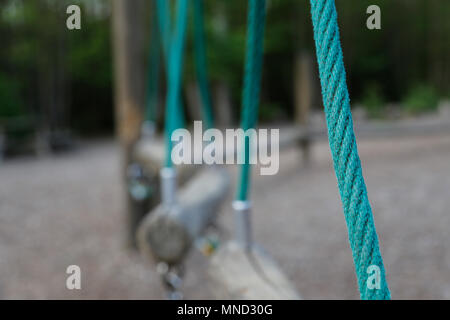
[1,133,450,299]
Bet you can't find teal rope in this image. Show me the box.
[155,0,186,128]
[164,0,189,167]
[145,4,161,124]
[236,0,267,201]
[155,0,186,132]
[193,0,214,130]
[309,0,390,299]
[156,0,172,58]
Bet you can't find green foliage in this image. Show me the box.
[0,0,449,134]
[259,102,282,122]
[67,19,112,88]
[0,74,24,118]
[360,84,385,118]
[66,9,113,134]
[403,84,439,114]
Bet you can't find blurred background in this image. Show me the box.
[0,0,449,299]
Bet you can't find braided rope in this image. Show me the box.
[236,0,267,201]
[310,0,390,299]
[193,0,214,130]
[156,0,172,58]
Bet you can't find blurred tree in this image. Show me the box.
[66,0,113,135]
[0,0,449,140]
[0,0,113,138]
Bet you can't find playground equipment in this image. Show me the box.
[136,0,229,267]
[114,0,391,300]
[206,0,301,299]
[133,0,300,299]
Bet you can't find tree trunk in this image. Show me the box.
[213,81,233,128]
[112,0,146,248]
[294,51,314,164]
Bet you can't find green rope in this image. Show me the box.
[155,0,186,126]
[155,0,215,165]
[155,0,189,167]
[310,0,390,299]
[156,0,172,58]
[193,0,214,130]
[236,0,267,201]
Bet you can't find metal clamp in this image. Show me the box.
[160,167,177,207]
[232,200,252,250]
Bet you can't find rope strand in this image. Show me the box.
[164,0,189,167]
[236,0,267,201]
[193,0,214,130]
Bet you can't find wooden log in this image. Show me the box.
[291,117,450,142]
[267,117,450,148]
[134,138,199,187]
[135,127,306,169]
[137,167,230,265]
[208,241,301,300]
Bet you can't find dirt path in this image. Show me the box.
[1,134,450,299]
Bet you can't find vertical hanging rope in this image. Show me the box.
[164,0,189,167]
[309,0,390,299]
[193,0,214,130]
[236,0,267,201]
[155,0,186,136]
[156,0,172,58]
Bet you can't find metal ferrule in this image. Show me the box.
[232,200,252,250]
[160,167,177,207]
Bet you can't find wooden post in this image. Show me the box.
[185,81,203,122]
[294,51,314,164]
[213,82,233,128]
[112,0,146,248]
